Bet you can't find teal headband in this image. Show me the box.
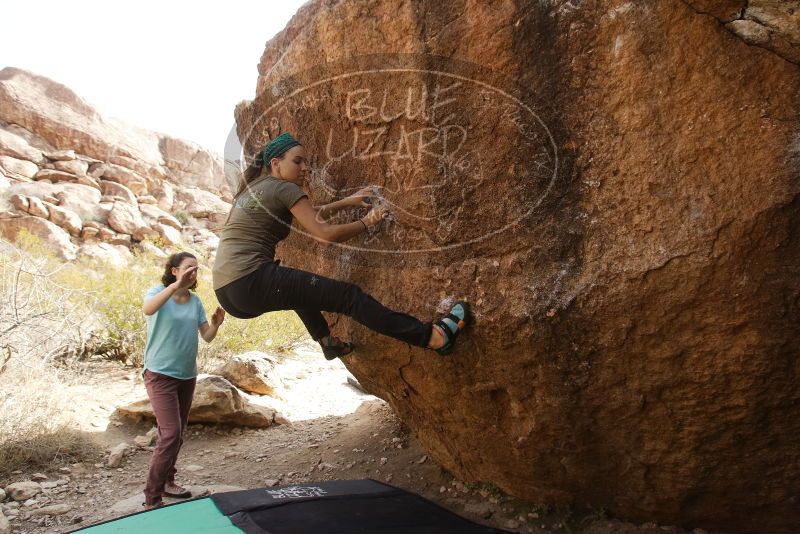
[261,132,301,167]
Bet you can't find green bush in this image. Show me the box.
[55,248,308,368]
[174,210,191,225]
[54,250,159,367]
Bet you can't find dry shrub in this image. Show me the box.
[0,234,98,473]
[0,360,98,475]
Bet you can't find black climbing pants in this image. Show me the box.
[215,261,432,348]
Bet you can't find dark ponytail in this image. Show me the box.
[233,155,264,203]
[225,151,287,226]
[161,251,197,289]
[224,155,264,226]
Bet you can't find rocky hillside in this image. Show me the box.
[0,67,231,264]
[233,1,800,533]
[689,0,800,64]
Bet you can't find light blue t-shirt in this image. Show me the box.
[143,285,208,379]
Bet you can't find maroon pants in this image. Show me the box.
[143,370,196,505]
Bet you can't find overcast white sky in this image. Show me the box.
[0,1,307,154]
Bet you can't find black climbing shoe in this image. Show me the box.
[320,335,354,361]
[433,301,471,356]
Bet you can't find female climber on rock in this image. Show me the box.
[212,132,470,360]
[141,252,226,510]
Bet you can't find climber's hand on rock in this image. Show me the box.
[347,186,379,207]
[362,204,389,227]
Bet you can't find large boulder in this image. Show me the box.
[234,1,800,532]
[152,179,175,212]
[0,215,76,260]
[213,352,284,396]
[0,123,54,155]
[95,224,116,242]
[54,183,105,222]
[77,242,131,268]
[115,374,277,428]
[44,202,82,237]
[0,155,38,179]
[28,197,49,218]
[13,194,48,219]
[4,182,105,223]
[0,127,44,164]
[45,149,78,161]
[106,201,153,241]
[75,174,102,192]
[138,203,182,229]
[100,179,138,206]
[53,158,88,176]
[100,163,150,196]
[106,154,169,182]
[34,169,78,183]
[174,186,231,223]
[151,222,182,246]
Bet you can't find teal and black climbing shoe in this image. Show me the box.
[433,301,471,356]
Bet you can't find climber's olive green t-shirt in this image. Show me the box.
[213,176,307,290]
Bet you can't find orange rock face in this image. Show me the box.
[233,1,800,531]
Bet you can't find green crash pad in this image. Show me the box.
[75,497,241,533]
[73,479,510,533]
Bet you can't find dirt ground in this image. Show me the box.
[2,344,703,534]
